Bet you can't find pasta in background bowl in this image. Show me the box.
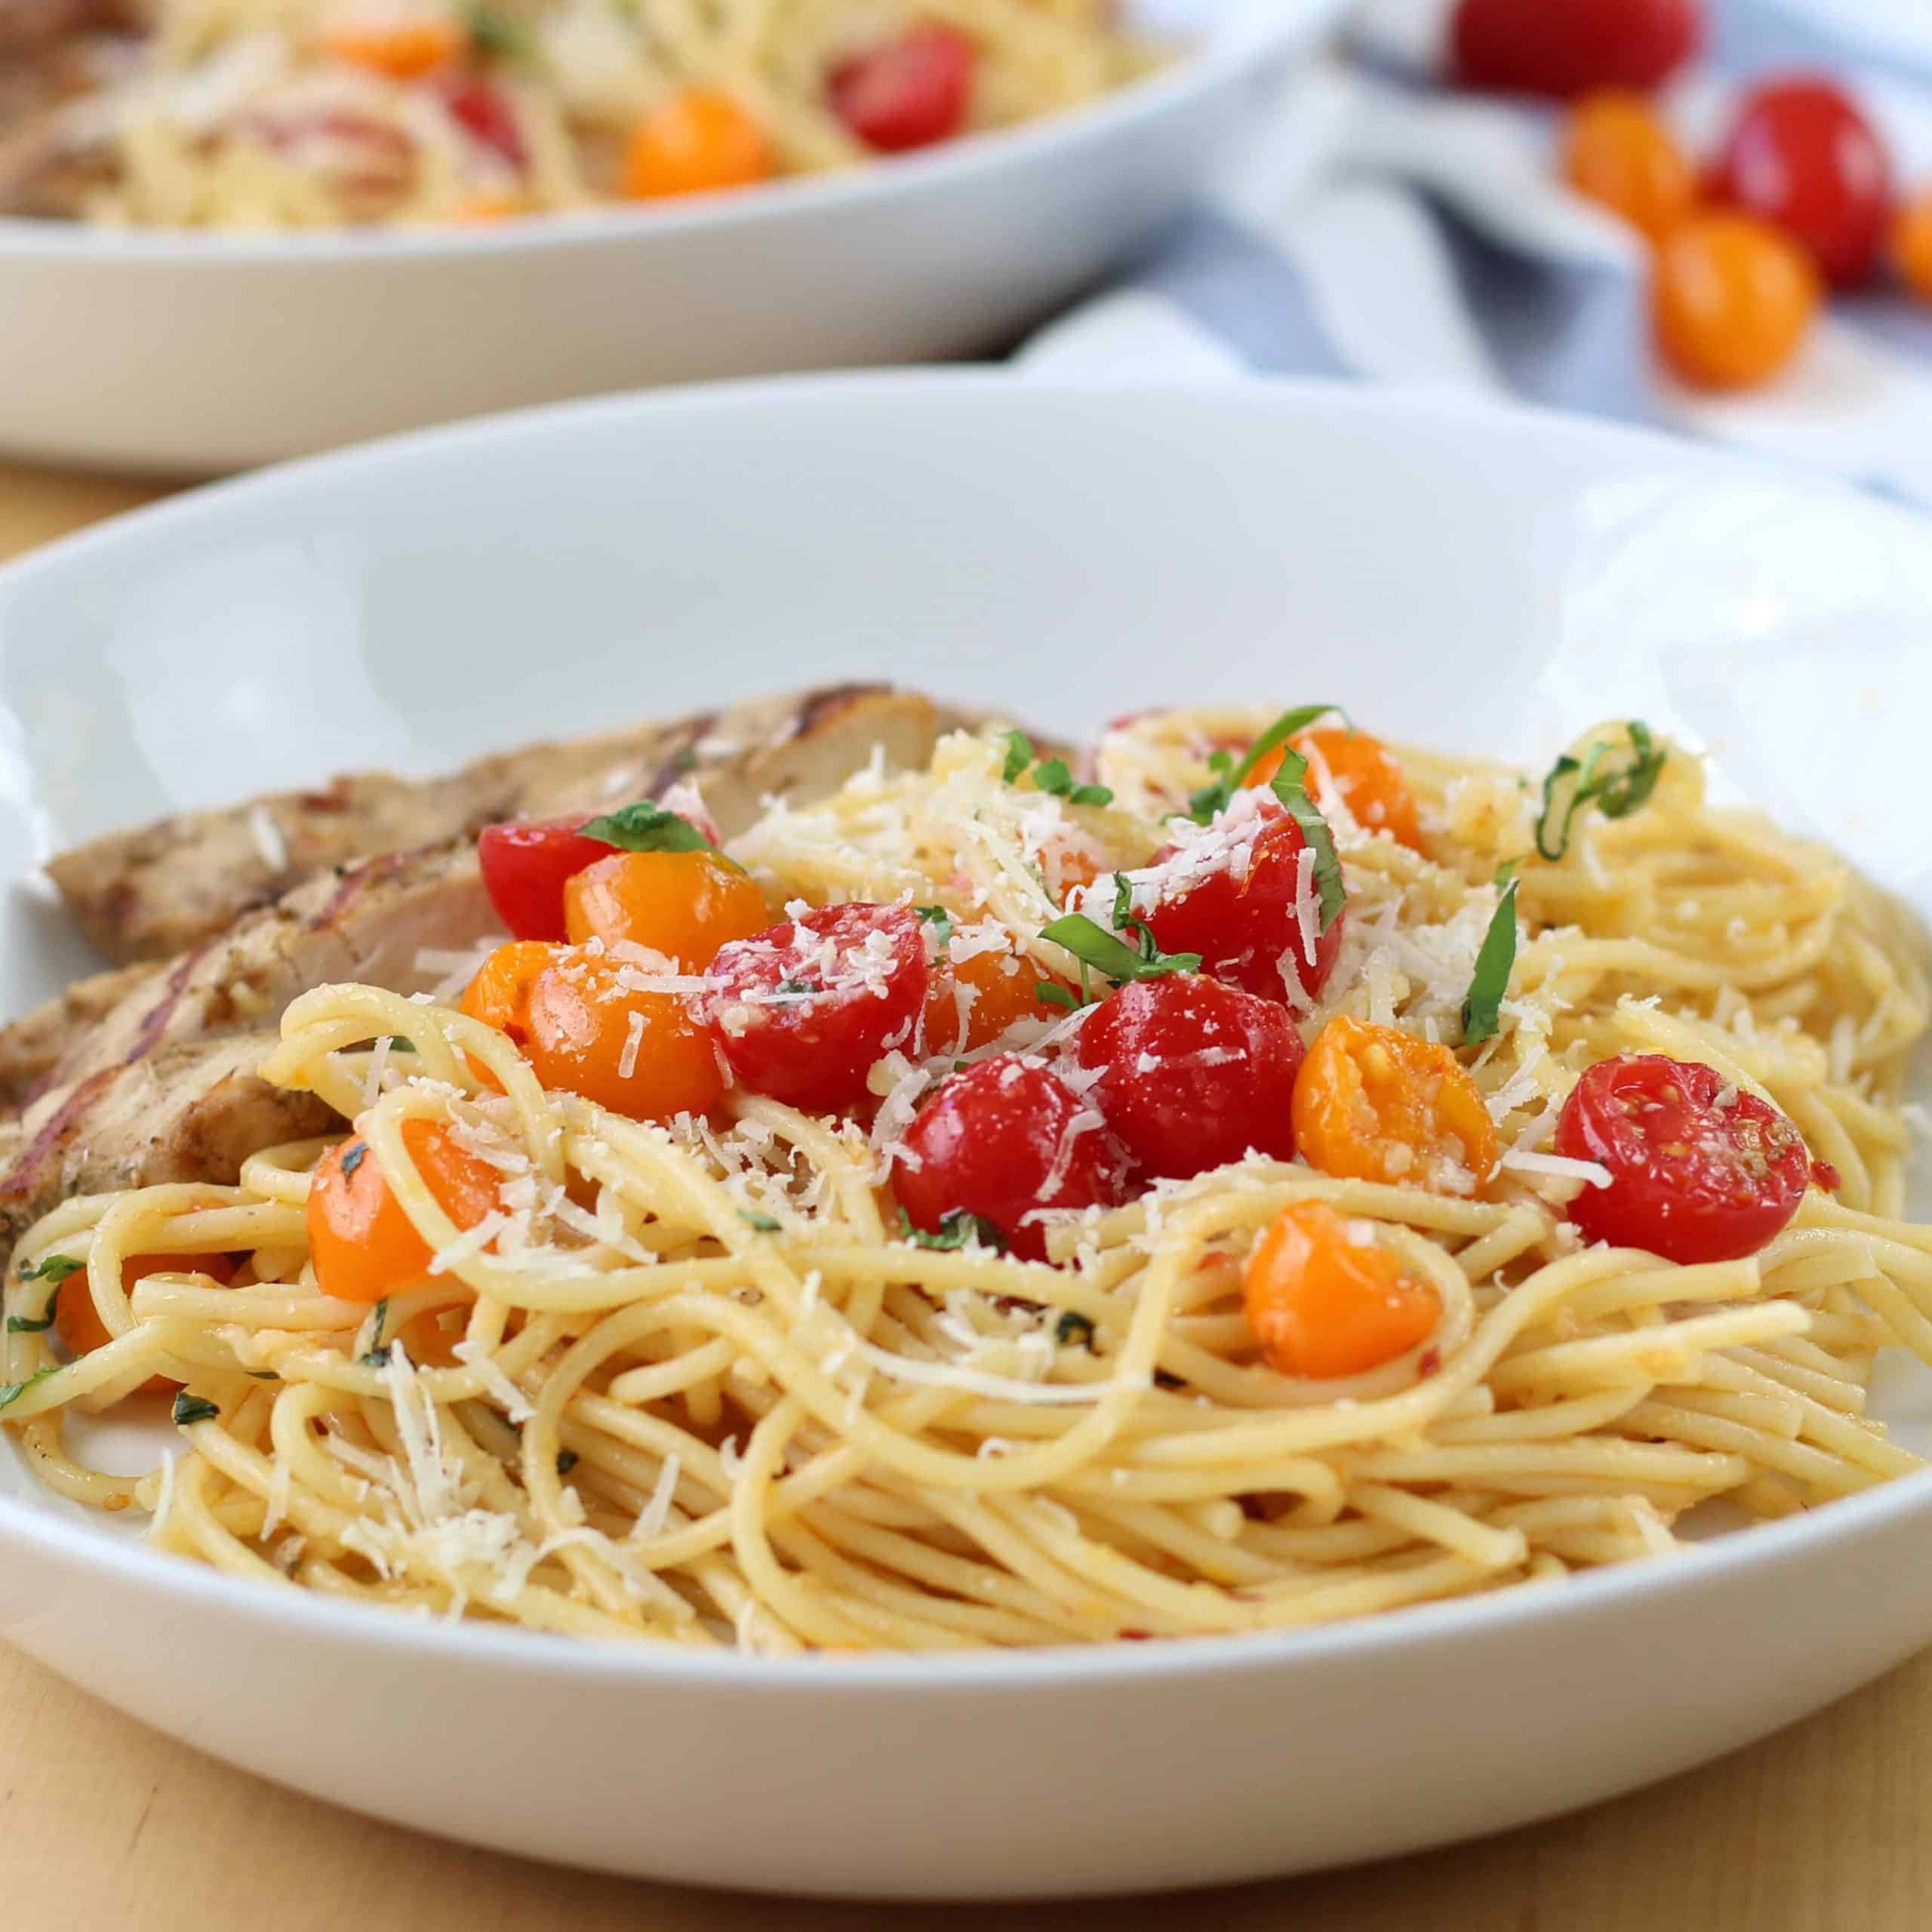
[4,374,1932,1896]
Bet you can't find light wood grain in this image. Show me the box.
[0,463,1926,1930]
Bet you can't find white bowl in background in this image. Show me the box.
[0,0,1339,475]
[2,373,1932,1897]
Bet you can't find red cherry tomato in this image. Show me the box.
[1712,77,1893,288]
[895,1057,1124,1261]
[1554,1054,1835,1263]
[829,23,974,153]
[1139,797,1345,1008]
[440,75,526,166]
[705,903,928,1112]
[1451,0,1701,98]
[477,817,611,942]
[1075,974,1304,1180]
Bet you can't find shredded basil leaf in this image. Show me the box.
[245,1370,281,1382]
[555,1450,580,1475]
[20,1253,83,1285]
[383,1035,416,1054]
[739,1210,782,1232]
[1041,912,1201,988]
[1461,873,1521,1044]
[578,801,721,857]
[1055,1311,1097,1349]
[0,1364,60,1411]
[340,1141,368,1180]
[1535,722,1666,860]
[361,1346,392,1369]
[1000,730,1033,785]
[6,1284,59,1334]
[1030,756,1114,808]
[914,904,954,950]
[369,1298,390,1347]
[1110,872,1135,928]
[899,1208,1008,1254]
[1186,703,1349,823]
[1269,754,1348,934]
[1035,982,1080,1011]
[171,1392,219,1426]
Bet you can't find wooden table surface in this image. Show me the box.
[1,460,1927,1932]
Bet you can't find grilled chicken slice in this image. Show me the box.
[1,685,981,1261]
[49,684,974,964]
[0,958,156,1111]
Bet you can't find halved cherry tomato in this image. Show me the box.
[1294,1015,1499,1195]
[1554,1054,1835,1263]
[829,23,975,153]
[1250,727,1424,852]
[1244,1200,1441,1380]
[563,850,767,968]
[705,903,928,1113]
[1451,0,1702,99]
[1076,974,1303,1180]
[621,88,771,199]
[1561,90,1697,245]
[478,817,614,942]
[53,1251,236,1391]
[324,18,465,78]
[1140,795,1346,1007]
[524,947,724,1119]
[895,1057,1124,1261]
[1712,77,1892,289]
[308,1118,505,1304]
[1653,211,1819,389]
[922,943,1068,1054]
[438,73,525,166]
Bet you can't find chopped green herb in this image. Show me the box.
[246,1370,281,1382]
[1534,722,1666,861]
[1000,730,1033,785]
[20,1253,83,1285]
[466,3,529,54]
[1186,703,1349,824]
[370,1298,390,1347]
[0,1365,60,1411]
[340,1141,368,1180]
[914,904,954,950]
[579,801,723,858]
[1111,872,1135,929]
[1030,757,1114,808]
[6,1284,59,1334]
[1461,873,1521,1045]
[777,977,812,995]
[1035,981,1081,1012]
[171,1392,219,1426]
[361,1345,392,1369]
[1039,912,1201,989]
[899,1207,1008,1254]
[1055,1310,1097,1349]
[383,1035,416,1054]
[555,1450,580,1476]
[1153,1369,1186,1391]
[1270,755,1347,933]
[739,1210,782,1233]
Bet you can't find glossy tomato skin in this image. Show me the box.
[829,24,974,152]
[1555,1054,1829,1263]
[1076,975,1303,1180]
[478,817,611,942]
[1712,77,1893,288]
[705,903,928,1113]
[895,1057,1124,1262]
[1141,799,1345,1007]
[1452,0,1701,98]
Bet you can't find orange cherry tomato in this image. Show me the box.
[324,18,466,78]
[53,1251,235,1391]
[1893,190,1932,306]
[562,850,768,968]
[923,946,1069,1054]
[1293,1015,1500,1195]
[523,946,724,1120]
[1247,727,1423,851]
[307,1117,504,1304]
[621,88,772,200]
[1653,211,1819,390]
[461,940,564,1046]
[1244,1200,1441,1380]
[1561,90,1695,245]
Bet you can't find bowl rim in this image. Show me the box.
[0,0,1339,267]
[3,364,1929,1693]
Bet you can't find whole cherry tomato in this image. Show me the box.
[829,23,975,153]
[1452,0,1702,99]
[1712,77,1893,288]
[1653,211,1819,389]
[1561,90,1697,245]
[478,816,613,942]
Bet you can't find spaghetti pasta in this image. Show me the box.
[5,706,1929,1654]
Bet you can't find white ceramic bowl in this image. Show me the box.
[0,0,1337,475]
[4,373,1932,1899]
